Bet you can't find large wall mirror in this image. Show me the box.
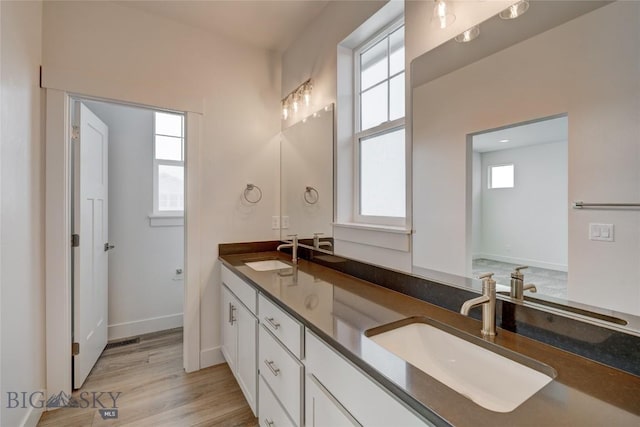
[280,104,334,251]
[412,1,640,323]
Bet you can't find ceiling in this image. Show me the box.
[116,0,331,52]
[472,116,568,153]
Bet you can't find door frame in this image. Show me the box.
[44,89,202,401]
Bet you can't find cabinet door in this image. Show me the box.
[306,374,361,427]
[221,285,238,371]
[236,302,258,415]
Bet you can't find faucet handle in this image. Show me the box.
[313,232,324,237]
[478,272,496,293]
[514,265,528,272]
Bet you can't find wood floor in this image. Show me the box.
[38,328,258,427]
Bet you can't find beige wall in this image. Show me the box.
[42,0,281,366]
[1,1,45,426]
[412,2,640,315]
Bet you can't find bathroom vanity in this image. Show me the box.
[219,245,640,427]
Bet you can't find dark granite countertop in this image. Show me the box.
[220,251,640,426]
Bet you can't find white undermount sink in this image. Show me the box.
[366,318,555,413]
[244,260,291,271]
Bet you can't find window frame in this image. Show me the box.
[152,111,185,216]
[353,17,406,226]
[488,163,515,189]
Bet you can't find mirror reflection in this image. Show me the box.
[280,104,334,250]
[412,1,640,319]
[471,115,568,300]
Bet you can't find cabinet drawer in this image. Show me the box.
[222,265,257,314]
[259,294,303,358]
[259,375,296,427]
[305,330,431,427]
[259,325,303,426]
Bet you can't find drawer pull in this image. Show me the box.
[264,359,280,376]
[264,419,275,427]
[264,317,280,330]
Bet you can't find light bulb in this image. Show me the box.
[433,0,455,29]
[282,102,289,120]
[293,98,299,113]
[303,82,312,106]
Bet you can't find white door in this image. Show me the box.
[73,102,109,389]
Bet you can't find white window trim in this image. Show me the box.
[353,18,406,227]
[152,112,185,217]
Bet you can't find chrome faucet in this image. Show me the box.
[460,273,497,337]
[313,233,333,250]
[277,234,298,265]
[510,266,537,300]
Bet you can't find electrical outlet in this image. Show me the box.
[282,216,290,229]
[271,216,280,230]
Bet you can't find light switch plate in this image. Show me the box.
[271,216,280,230]
[589,223,614,242]
[282,216,290,229]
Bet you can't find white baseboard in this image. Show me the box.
[23,401,44,427]
[474,253,568,272]
[108,313,183,340]
[200,346,225,369]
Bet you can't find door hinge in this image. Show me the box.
[72,342,80,356]
[71,126,80,141]
[71,234,80,247]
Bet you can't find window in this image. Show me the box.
[488,164,514,189]
[153,112,184,214]
[354,20,406,225]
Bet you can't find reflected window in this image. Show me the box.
[488,164,514,189]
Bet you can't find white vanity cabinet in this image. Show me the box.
[220,266,258,415]
[305,329,432,427]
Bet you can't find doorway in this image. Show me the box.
[470,115,569,298]
[71,99,186,388]
[45,88,202,400]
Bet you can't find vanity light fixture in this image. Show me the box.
[281,79,313,120]
[433,0,455,29]
[499,0,530,20]
[455,25,480,43]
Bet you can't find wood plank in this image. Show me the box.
[38,328,258,426]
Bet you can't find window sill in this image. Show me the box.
[149,214,184,227]
[332,222,412,234]
[332,222,412,252]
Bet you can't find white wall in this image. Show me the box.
[412,3,640,315]
[476,141,568,271]
[83,101,184,340]
[42,0,281,367]
[472,151,482,256]
[1,1,45,426]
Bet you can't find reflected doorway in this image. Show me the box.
[471,115,568,298]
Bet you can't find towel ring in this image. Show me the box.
[304,186,319,204]
[244,184,262,204]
